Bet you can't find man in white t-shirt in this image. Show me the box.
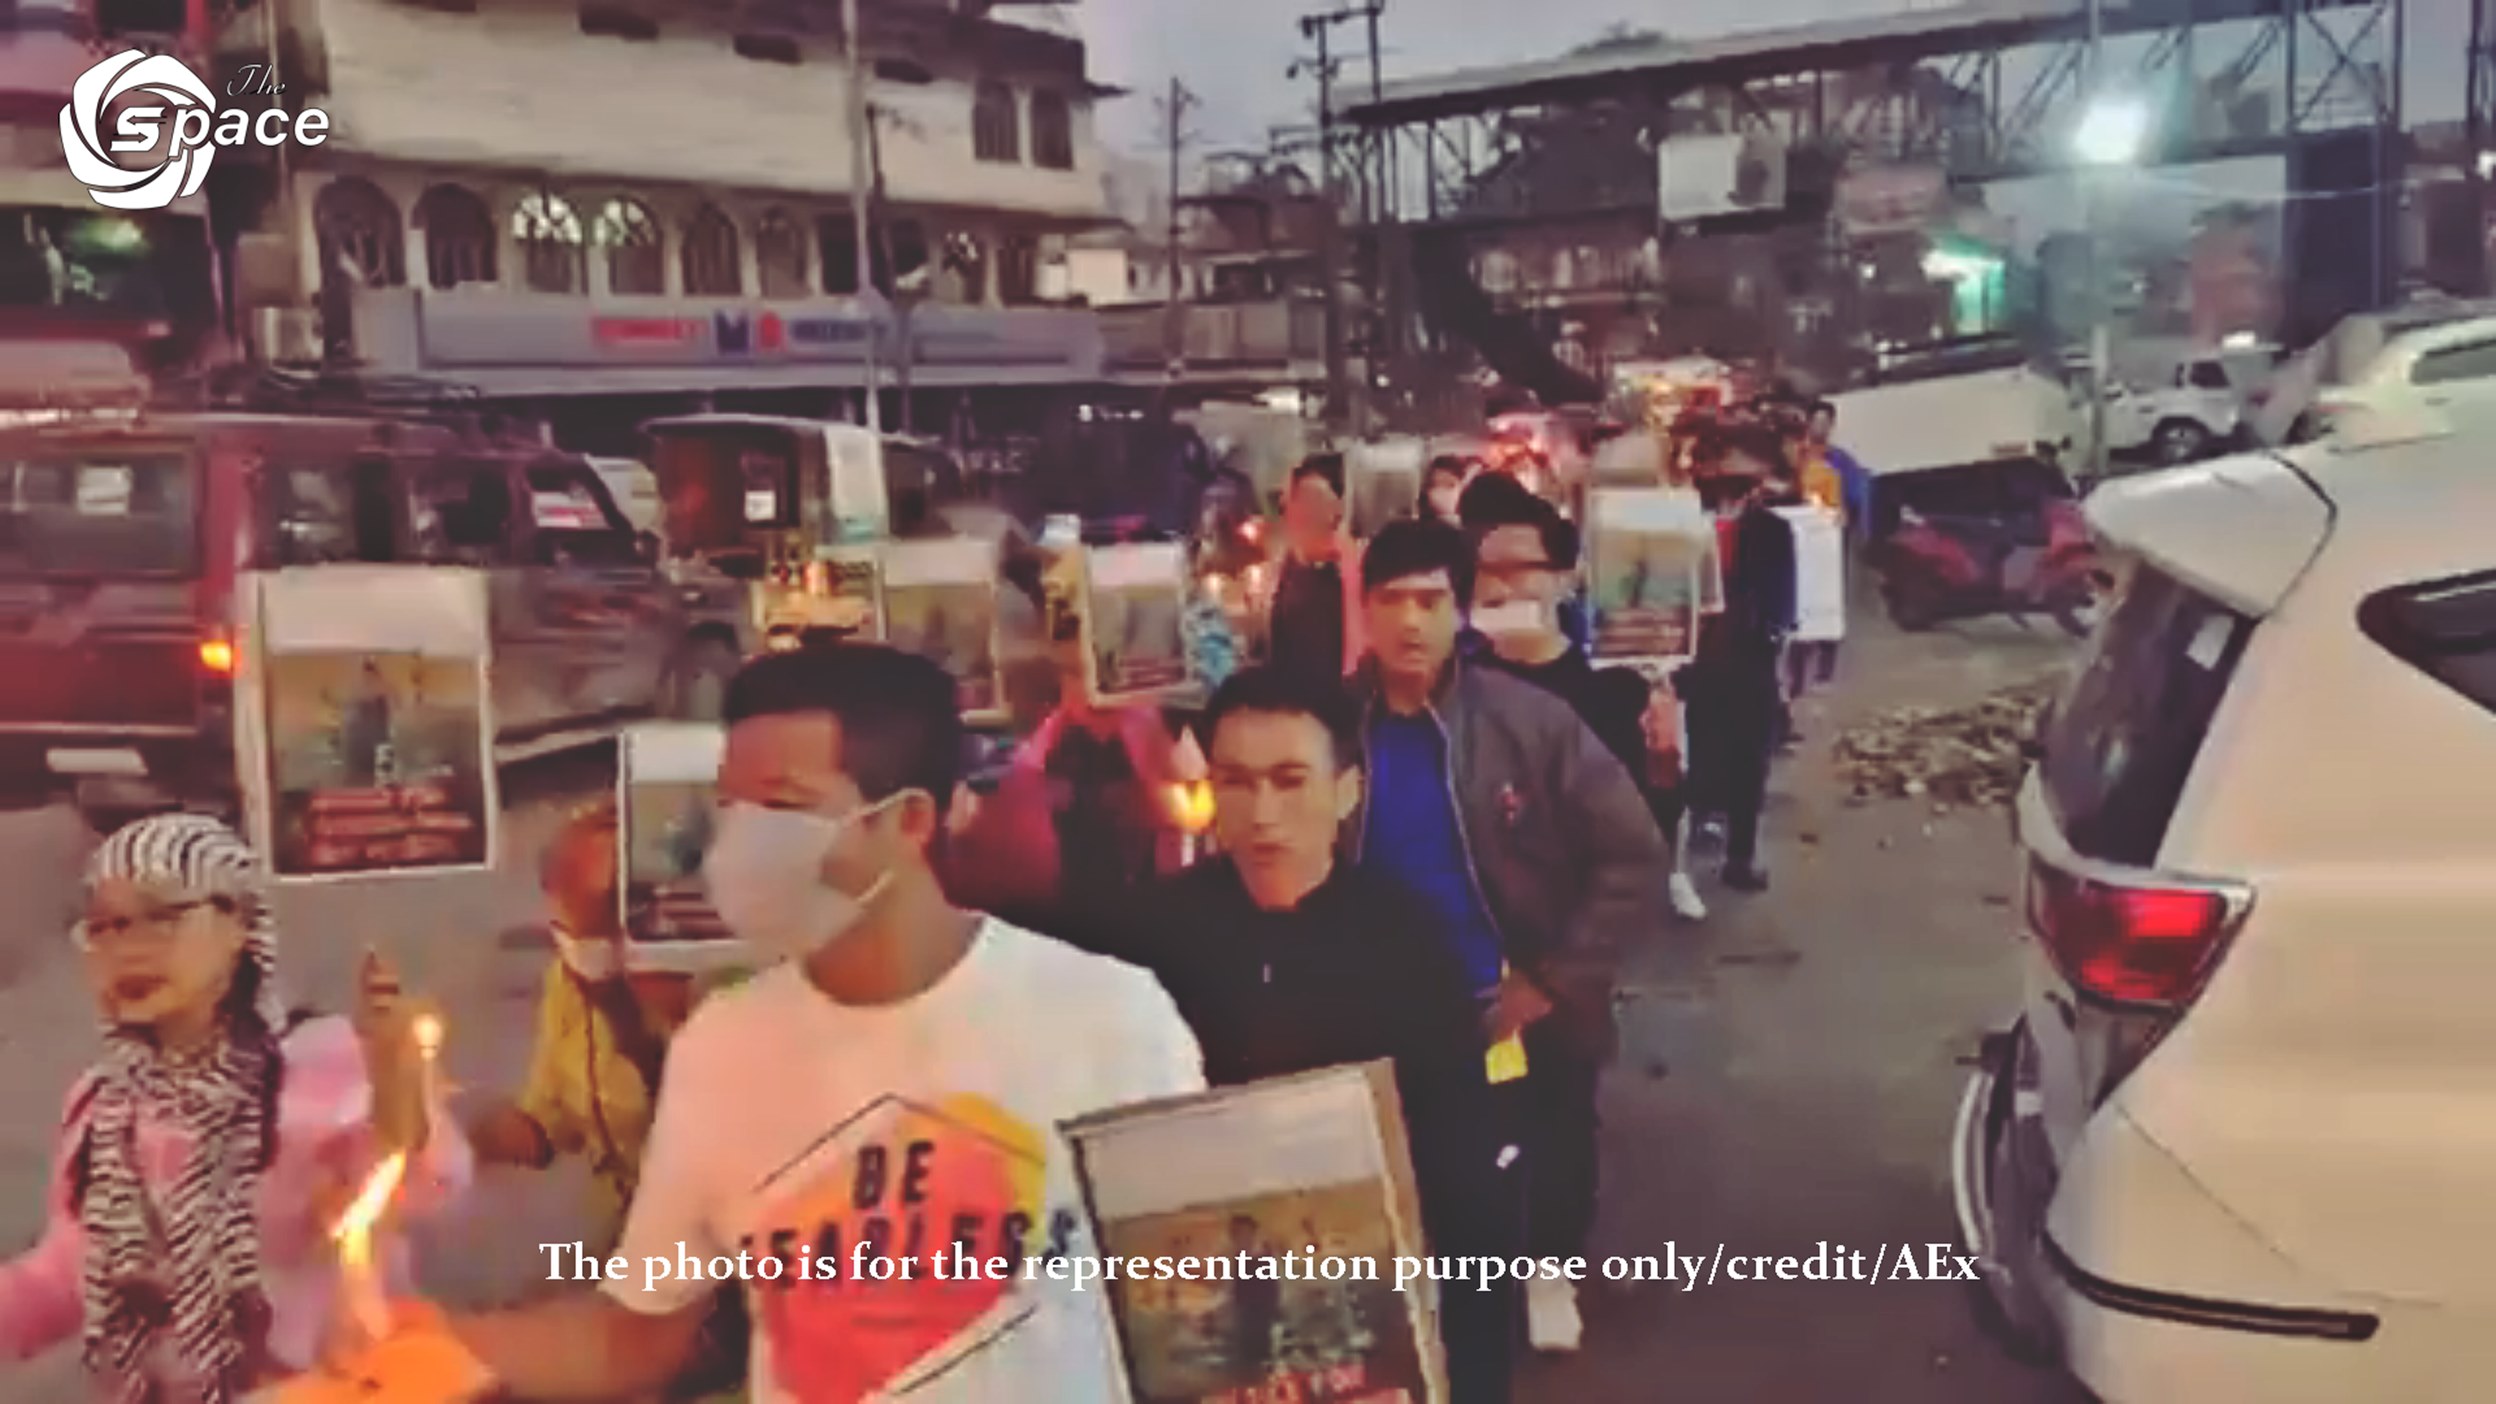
[353,644,1205,1401]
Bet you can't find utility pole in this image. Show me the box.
[1294,3,1385,436]
[1160,79,1200,384]
[843,0,881,436]
[2082,0,2108,481]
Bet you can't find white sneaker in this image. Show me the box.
[1525,1276,1584,1353]
[1669,871,1709,922]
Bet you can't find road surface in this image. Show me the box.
[0,608,2097,1402]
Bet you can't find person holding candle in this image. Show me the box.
[0,812,470,1401]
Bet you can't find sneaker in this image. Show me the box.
[1668,871,1709,921]
[1525,1276,1584,1353]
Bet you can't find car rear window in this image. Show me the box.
[0,454,197,575]
[2041,566,2255,866]
[2358,570,2496,715]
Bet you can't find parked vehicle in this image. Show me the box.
[0,404,743,831]
[1871,456,2102,636]
[2098,346,2280,465]
[1828,357,2078,532]
[1954,425,2496,1399]
[2252,298,2496,444]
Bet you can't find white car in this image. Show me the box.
[2098,349,2279,465]
[2254,301,2496,444]
[1953,414,2496,1400]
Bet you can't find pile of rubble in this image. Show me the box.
[1834,681,2057,809]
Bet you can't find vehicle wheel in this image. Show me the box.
[1882,576,1943,631]
[2150,418,2211,465]
[664,636,742,722]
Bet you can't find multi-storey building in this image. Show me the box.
[203,0,1116,447]
[3,0,228,388]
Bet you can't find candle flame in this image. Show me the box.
[1165,781,1216,836]
[332,1152,408,1250]
[413,1013,444,1060]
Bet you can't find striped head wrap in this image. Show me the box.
[77,813,285,1401]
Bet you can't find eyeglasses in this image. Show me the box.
[74,897,227,954]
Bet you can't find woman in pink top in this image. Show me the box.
[0,813,472,1400]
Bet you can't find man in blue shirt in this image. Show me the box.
[1346,520,1669,1356]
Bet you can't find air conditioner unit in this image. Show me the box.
[254,307,323,366]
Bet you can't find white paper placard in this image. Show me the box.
[615,722,748,973]
[1777,504,1847,643]
[240,566,498,882]
[881,539,1004,720]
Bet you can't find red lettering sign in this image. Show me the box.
[593,317,702,347]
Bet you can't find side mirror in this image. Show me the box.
[636,531,660,564]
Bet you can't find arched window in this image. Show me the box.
[681,204,742,296]
[314,178,405,288]
[513,191,586,294]
[413,184,496,290]
[593,197,664,295]
[973,80,1019,163]
[755,209,809,297]
[1030,92,1074,170]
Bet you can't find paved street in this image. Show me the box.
[0,606,2096,1402]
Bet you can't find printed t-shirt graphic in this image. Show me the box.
[603,918,1206,1403]
[744,1093,1053,1402]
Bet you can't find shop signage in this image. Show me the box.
[417,294,1102,379]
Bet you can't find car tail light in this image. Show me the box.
[198,637,236,675]
[2027,858,2251,1007]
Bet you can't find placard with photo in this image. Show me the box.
[240,566,497,881]
[1082,542,1192,703]
[1585,487,1715,668]
[1065,1062,1447,1404]
[615,722,746,971]
[1775,503,1847,643]
[881,537,1004,722]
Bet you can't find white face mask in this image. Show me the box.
[1472,599,1552,638]
[551,922,627,982]
[703,795,906,965]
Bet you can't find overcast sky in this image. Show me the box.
[1075,0,2469,162]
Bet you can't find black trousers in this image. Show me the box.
[1513,1019,1602,1259]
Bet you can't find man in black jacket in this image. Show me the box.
[1114,665,1514,1404]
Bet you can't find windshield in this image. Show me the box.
[0,453,197,576]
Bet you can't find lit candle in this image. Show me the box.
[332,1151,408,1345]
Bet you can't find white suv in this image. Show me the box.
[1952,420,2496,1399]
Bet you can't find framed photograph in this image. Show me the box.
[240,566,498,881]
[752,546,881,639]
[882,538,1004,723]
[1775,504,1847,643]
[1585,487,1715,669]
[615,723,747,973]
[1349,438,1425,539]
[1064,1062,1448,1404]
[1082,543,1191,704]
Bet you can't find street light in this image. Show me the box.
[2074,95,2150,167]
